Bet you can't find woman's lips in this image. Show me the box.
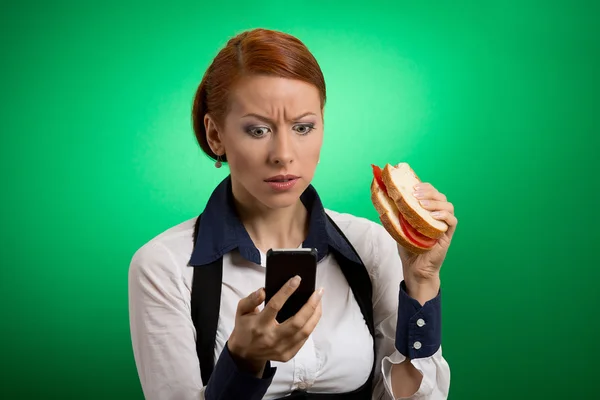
[264,176,299,191]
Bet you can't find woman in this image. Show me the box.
[129,28,456,400]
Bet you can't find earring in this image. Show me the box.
[215,154,222,168]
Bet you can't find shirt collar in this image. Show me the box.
[188,175,361,266]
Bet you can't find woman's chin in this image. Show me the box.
[257,186,306,209]
[260,194,301,210]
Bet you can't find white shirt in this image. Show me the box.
[128,207,450,399]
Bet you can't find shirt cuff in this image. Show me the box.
[395,280,442,359]
[205,342,276,400]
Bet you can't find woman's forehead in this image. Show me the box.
[228,75,321,116]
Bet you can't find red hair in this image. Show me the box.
[191,28,327,161]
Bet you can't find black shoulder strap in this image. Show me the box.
[325,214,375,337]
[284,216,376,399]
[190,213,223,385]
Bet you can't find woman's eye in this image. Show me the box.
[294,123,315,135]
[247,127,270,137]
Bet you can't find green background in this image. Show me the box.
[2,0,598,398]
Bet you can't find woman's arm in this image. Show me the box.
[389,278,446,399]
[369,223,450,399]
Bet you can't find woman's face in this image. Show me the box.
[209,75,323,211]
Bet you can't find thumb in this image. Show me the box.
[237,288,265,316]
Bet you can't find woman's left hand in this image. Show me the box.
[397,182,458,304]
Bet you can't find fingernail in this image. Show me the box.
[253,288,262,299]
[431,211,441,217]
[316,287,324,299]
[290,275,301,287]
[414,191,424,199]
[420,200,430,206]
[414,184,422,190]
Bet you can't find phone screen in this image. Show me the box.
[264,248,317,323]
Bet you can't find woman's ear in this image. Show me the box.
[204,113,225,156]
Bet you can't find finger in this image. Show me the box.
[278,288,324,337]
[260,276,301,322]
[272,302,323,363]
[293,299,323,341]
[418,200,454,215]
[413,183,447,202]
[236,287,265,316]
[430,210,457,226]
[430,210,458,239]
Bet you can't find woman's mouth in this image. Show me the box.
[264,175,300,191]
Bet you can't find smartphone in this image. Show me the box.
[265,248,318,323]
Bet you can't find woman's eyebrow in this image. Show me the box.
[241,112,317,124]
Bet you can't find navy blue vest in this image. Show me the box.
[190,213,376,399]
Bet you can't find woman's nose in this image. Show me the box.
[269,132,294,165]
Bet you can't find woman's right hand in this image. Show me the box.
[227,276,324,377]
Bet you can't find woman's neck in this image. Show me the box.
[233,196,309,254]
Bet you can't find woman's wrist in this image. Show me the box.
[404,274,440,306]
[227,334,267,378]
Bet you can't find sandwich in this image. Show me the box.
[370,163,448,253]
